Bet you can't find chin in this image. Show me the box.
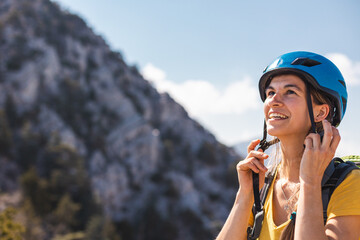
[267,126,308,140]
[266,127,280,137]
[266,125,287,138]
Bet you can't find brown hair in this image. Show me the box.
[309,86,335,133]
[280,212,296,240]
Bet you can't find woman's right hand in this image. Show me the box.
[216,139,269,240]
[236,139,269,196]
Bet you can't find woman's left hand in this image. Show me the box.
[300,119,341,185]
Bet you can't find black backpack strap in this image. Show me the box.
[247,174,275,240]
[260,174,275,206]
[321,158,358,224]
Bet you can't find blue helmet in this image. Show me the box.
[259,51,347,127]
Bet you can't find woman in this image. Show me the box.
[216,51,360,240]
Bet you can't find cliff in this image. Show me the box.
[0,0,240,239]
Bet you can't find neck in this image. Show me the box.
[278,134,306,182]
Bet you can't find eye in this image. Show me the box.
[266,90,275,97]
[286,89,297,95]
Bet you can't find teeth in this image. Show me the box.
[269,113,288,119]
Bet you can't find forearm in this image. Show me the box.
[216,190,253,240]
[295,182,328,240]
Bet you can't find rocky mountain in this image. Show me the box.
[0,0,240,239]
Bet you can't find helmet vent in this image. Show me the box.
[291,57,321,67]
[342,96,347,114]
[338,79,346,88]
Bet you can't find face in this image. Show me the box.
[263,75,311,138]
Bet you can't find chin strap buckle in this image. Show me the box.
[258,138,280,152]
[258,139,270,151]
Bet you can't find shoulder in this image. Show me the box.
[327,168,360,220]
[333,166,360,196]
[336,166,360,188]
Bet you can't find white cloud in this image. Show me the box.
[141,63,260,117]
[326,53,360,86]
[140,59,360,151]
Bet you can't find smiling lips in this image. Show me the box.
[268,112,288,120]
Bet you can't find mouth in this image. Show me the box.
[268,112,289,120]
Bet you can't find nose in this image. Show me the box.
[267,92,283,107]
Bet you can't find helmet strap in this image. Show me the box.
[262,120,268,142]
[305,82,317,134]
[259,120,279,151]
[259,120,269,151]
[253,119,279,214]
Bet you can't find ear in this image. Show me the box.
[314,104,330,122]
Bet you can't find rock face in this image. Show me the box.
[0,0,240,239]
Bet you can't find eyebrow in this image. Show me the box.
[265,84,304,92]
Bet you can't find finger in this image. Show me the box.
[238,159,261,173]
[311,133,321,149]
[247,139,261,153]
[249,162,261,173]
[304,135,314,150]
[248,150,269,160]
[252,158,268,172]
[330,126,341,151]
[321,119,333,147]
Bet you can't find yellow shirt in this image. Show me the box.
[249,169,360,240]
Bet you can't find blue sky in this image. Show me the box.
[53,0,360,156]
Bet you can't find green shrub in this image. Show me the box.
[0,207,25,240]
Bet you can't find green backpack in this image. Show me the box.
[342,155,360,167]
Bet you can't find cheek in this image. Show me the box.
[263,102,269,118]
[292,103,310,122]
